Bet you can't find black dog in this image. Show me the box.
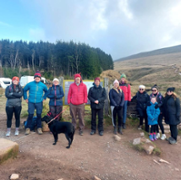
[41,115,75,149]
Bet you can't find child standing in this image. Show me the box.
[147,97,160,141]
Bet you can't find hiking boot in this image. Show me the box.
[122,123,126,129]
[14,128,19,136]
[166,137,173,141]
[79,130,83,136]
[169,137,177,144]
[138,125,142,130]
[113,127,117,135]
[37,128,43,135]
[25,128,30,135]
[118,127,123,135]
[161,134,166,140]
[153,134,157,141]
[149,134,154,141]
[156,133,160,139]
[6,128,11,137]
[99,131,103,136]
[90,130,95,135]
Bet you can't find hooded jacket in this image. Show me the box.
[109,88,124,107]
[149,92,164,112]
[147,102,160,125]
[119,83,131,101]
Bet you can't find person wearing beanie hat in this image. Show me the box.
[88,77,106,136]
[131,85,150,132]
[23,71,48,135]
[163,87,180,144]
[5,76,23,137]
[109,79,124,135]
[47,78,64,121]
[68,73,87,136]
[150,84,166,140]
[119,73,131,129]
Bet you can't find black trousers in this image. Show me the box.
[150,125,158,133]
[49,105,62,120]
[113,107,122,127]
[138,109,149,132]
[158,114,164,134]
[91,108,103,132]
[6,106,22,128]
[170,125,178,141]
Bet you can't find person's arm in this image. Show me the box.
[56,86,64,99]
[157,95,164,108]
[131,94,137,101]
[176,98,181,118]
[43,85,48,100]
[120,91,125,106]
[84,85,88,104]
[146,106,153,120]
[67,85,72,104]
[128,84,131,102]
[5,86,14,99]
[88,88,96,102]
[109,90,117,106]
[98,88,107,102]
[153,108,160,119]
[13,86,23,98]
[46,88,54,99]
[23,83,30,100]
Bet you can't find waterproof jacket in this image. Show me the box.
[149,92,164,112]
[23,81,48,103]
[163,95,180,125]
[68,81,87,105]
[119,83,131,101]
[88,84,106,109]
[132,91,150,110]
[5,84,23,107]
[109,88,124,107]
[147,102,160,125]
[47,85,64,106]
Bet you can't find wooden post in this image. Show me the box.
[104,78,109,116]
[59,76,64,86]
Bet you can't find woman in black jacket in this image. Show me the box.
[132,85,150,132]
[163,87,180,144]
[109,79,124,135]
[5,76,23,137]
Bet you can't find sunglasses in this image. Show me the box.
[152,90,157,92]
[139,89,144,91]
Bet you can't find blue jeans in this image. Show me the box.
[123,101,128,123]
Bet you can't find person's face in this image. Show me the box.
[167,91,173,96]
[13,80,19,85]
[139,88,145,94]
[35,77,41,82]
[53,81,59,86]
[95,80,100,86]
[151,98,156,104]
[152,88,158,94]
[114,82,119,88]
[121,78,126,82]
[75,77,80,84]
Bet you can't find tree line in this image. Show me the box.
[0,39,113,79]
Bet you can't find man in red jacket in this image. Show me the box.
[68,73,87,136]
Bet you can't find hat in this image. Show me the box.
[151,84,158,90]
[139,85,146,89]
[94,77,100,82]
[167,87,175,92]
[120,73,126,79]
[113,79,119,84]
[74,73,81,79]
[34,71,41,79]
[53,78,59,82]
[12,76,19,82]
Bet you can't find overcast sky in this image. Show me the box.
[1,0,181,60]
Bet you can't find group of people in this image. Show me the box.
[5,71,180,144]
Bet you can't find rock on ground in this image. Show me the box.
[113,135,121,141]
[10,173,19,180]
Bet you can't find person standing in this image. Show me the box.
[47,78,64,121]
[163,87,180,144]
[88,77,106,136]
[132,85,150,132]
[23,71,48,135]
[5,76,23,137]
[119,73,131,129]
[68,73,87,136]
[150,84,166,140]
[109,79,124,135]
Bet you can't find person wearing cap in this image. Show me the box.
[47,78,64,120]
[149,84,166,140]
[68,73,87,136]
[5,76,23,137]
[109,79,124,135]
[119,73,131,129]
[163,87,180,144]
[88,77,106,136]
[132,85,150,132]
[23,71,48,135]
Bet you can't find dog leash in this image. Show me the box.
[47,106,69,125]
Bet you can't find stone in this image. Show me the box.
[10,173,19,179]
[133,138,141,145]
[94,176,101,180]
[57,179,63,180]
[113,135,121,141]
[42,121,50,132]
[143,144,154,155]
[140,132,144,137]
[0,138,19,164]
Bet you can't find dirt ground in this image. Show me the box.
[1,114,181,180]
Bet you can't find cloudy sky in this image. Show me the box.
[1,0,181,60]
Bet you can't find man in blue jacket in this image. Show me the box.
[23,71,48,135]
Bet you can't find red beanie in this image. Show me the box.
[74,73,81,79]
[94,77,100,82]
[12,76,19,82]
[34,71,41,78]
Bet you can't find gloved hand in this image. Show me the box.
[127,101,130,106]
[155,104,159,109]
[9,92,13,96]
